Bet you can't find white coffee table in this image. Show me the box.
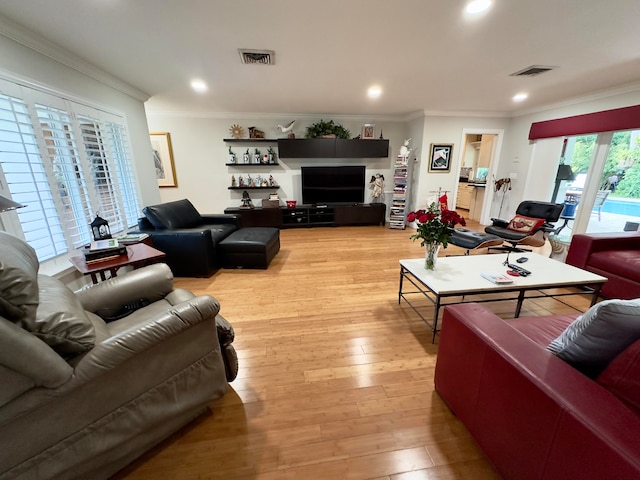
[398,253,607,342]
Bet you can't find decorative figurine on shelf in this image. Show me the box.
[269,175,277,187]
[229,124,245,139]
[267,146,277,164]
[243,148,250,164]
[261,178,269,187]
[253,148,261,164]
[238,175,245,187]
[247,174,255,187]
[228,146,236,164]
[276,120,296,138]
[240,190,254,209]
[399,138,412,158]
[231,175,237,187]
[249,127,265,139]
[256,175,262,187]
[369,174,385,202]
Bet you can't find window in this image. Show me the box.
[0,78,140,261]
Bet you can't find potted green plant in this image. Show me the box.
[305,119,351,139]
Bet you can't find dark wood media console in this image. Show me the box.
[224,203,386,228]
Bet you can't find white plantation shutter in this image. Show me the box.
[0,78,141,262]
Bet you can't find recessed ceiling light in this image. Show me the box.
[513,92,528,102]
[367,86,382,99]
[465,0,492,14]
[191,79,208,93]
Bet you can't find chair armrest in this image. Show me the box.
[67,295,220,386]
[75,263,174,313]
[200,214,239,228]
[566,232,640,269]
[490,217,509,228]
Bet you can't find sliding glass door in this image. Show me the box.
[562,130,640,235]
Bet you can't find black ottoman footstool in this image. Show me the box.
[450,228,503,254]
[219,227,280,269]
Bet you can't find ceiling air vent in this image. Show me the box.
[239,49,275,65]
[509,65,556,77]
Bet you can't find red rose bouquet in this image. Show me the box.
[407,202,466,248]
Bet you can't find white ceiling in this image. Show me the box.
[1,0,640,118]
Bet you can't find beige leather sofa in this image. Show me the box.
[0,231,236,479]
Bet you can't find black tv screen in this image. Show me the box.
[301,166,366,205]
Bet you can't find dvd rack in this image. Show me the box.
[389,154,410,229]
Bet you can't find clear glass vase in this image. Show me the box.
[425,242,441,270]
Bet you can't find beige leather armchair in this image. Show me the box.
[0,232,237,480]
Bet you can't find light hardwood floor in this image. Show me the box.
[113,221,591,480]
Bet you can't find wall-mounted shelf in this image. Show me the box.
[225,163,279,166]
[228,186,280,190]
[277,138,389,158]
[224,138,278,143]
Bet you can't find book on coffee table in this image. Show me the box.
[480,272,514,285]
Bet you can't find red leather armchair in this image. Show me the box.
[566,232,640,299]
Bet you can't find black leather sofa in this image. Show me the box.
[138,199,239,277]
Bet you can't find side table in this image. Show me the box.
[554,215,575,235]
[70,243,166,284]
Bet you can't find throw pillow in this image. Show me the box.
[547,298,640,377]
[0,231,39,323]
[507,215,545,234]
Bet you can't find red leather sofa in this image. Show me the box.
[434,303,640,480]
[565,232,640,299]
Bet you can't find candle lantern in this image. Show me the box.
[90,213,112,241]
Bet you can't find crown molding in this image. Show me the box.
[0,16,149,102]
[512,81,640,118]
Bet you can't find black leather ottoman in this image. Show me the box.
[451,228,503,254]
[219,227,280,269]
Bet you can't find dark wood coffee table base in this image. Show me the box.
[70,243,166,284]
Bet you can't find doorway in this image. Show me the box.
[456,130,502,225]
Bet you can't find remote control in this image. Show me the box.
[506,263,531,276]
[516,257,528,263]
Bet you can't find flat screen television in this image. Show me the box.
[301,166,366,205]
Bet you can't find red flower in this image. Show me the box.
[407,212,416,222]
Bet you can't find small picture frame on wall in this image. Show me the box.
[362,124,375,139]
[150,132,178,187]
[429,143,453,172]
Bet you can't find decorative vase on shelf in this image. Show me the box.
[425,242,441,270]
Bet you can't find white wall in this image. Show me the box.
[145,114,407,214]
[499,89,640,219]
[0,33,160,209]
[415,115,510,213]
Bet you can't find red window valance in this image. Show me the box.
[528,104,640,140]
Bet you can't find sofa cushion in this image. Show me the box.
[0,231,39,323]
[23,275,96,357]
[507,215,545,234]
[142,199,202,229]
[589,250,640,282]
[547,298,640,376]
[597,338,640,415]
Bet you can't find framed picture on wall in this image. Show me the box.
[150,132,178,187]
[362,124,375,139]
[429,143,453,172]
